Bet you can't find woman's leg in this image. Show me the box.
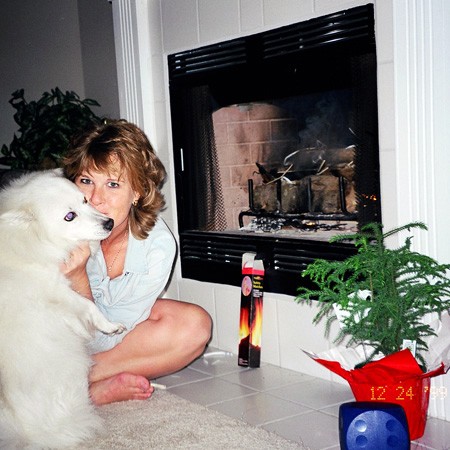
[89,299,212,405]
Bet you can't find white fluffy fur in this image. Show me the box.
[0,170,125,449]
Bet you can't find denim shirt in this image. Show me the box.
[87,217,176,352]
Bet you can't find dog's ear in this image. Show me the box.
[52,168,64,177]
[0,209,34,226]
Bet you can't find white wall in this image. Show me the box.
[78,0,120,120]
[0,0,119,150]
[111,0,450,420]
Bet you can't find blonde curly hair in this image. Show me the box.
[63,119,166,239]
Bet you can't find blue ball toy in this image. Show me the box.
[339,401,410,449]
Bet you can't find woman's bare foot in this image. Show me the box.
[90,372,154,406]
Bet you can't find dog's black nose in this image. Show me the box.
[104,218,114,231]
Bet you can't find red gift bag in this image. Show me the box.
[312,349,446,440]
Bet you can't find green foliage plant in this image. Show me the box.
[295,222,450,369]
[1,88,102,170]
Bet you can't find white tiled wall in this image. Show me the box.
[159,0,383,373]
[112,0,450,420]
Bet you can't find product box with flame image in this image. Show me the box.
[238,253,264,368]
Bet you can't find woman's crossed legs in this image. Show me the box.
[89,299,212,405]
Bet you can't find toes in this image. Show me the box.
[90,373,153,405]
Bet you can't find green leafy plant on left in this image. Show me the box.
[1,88,102,170]
[295,222,450,369]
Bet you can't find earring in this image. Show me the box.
[132,199,138,207]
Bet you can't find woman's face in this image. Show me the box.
[75,164,138,233]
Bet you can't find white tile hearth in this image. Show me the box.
[155,346,450,450]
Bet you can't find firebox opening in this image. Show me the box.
[212,88,361,241]
[168,4,380,295]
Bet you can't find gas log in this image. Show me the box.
[252,146,357,215]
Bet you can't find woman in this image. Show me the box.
[61,119,212,406]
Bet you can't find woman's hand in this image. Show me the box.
[60,242,94,300]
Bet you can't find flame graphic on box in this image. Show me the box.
[238,254,264,367]
[239,295,263,348]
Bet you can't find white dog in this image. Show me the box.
[0,170,125,449]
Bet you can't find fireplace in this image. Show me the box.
[168,4,380,295]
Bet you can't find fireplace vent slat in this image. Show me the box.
[273,245,350,274]
[273,253,315,271]
[262,8,373,59]
[262,25,370,58]
[182,250,242,265]
[168,40,247,77]
[181,234,256,265]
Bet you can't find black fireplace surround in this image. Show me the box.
[168,4,381,295]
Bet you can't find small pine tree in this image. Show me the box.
[295,222,450,369]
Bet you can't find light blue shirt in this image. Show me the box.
[87,218,176,352]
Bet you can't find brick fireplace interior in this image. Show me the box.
[168,4,381,295]
[213,99,358,232]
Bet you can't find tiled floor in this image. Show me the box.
[154,346,450,450]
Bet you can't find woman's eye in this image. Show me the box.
[108,181,120,188]
[79,178,91,185]
[64,211,77,222]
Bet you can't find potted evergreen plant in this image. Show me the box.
[295,221,450,439]
[0,88,102,171]
[296,221,450,368]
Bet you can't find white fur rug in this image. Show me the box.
[72,390,305,449]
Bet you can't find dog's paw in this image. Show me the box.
[102,322,126,335]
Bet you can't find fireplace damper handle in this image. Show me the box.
[307,177,313,213]
[248,179,255,210]
[338,176,349,215]
[276,179,282,212]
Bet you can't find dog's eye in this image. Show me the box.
[64,211,77,222]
